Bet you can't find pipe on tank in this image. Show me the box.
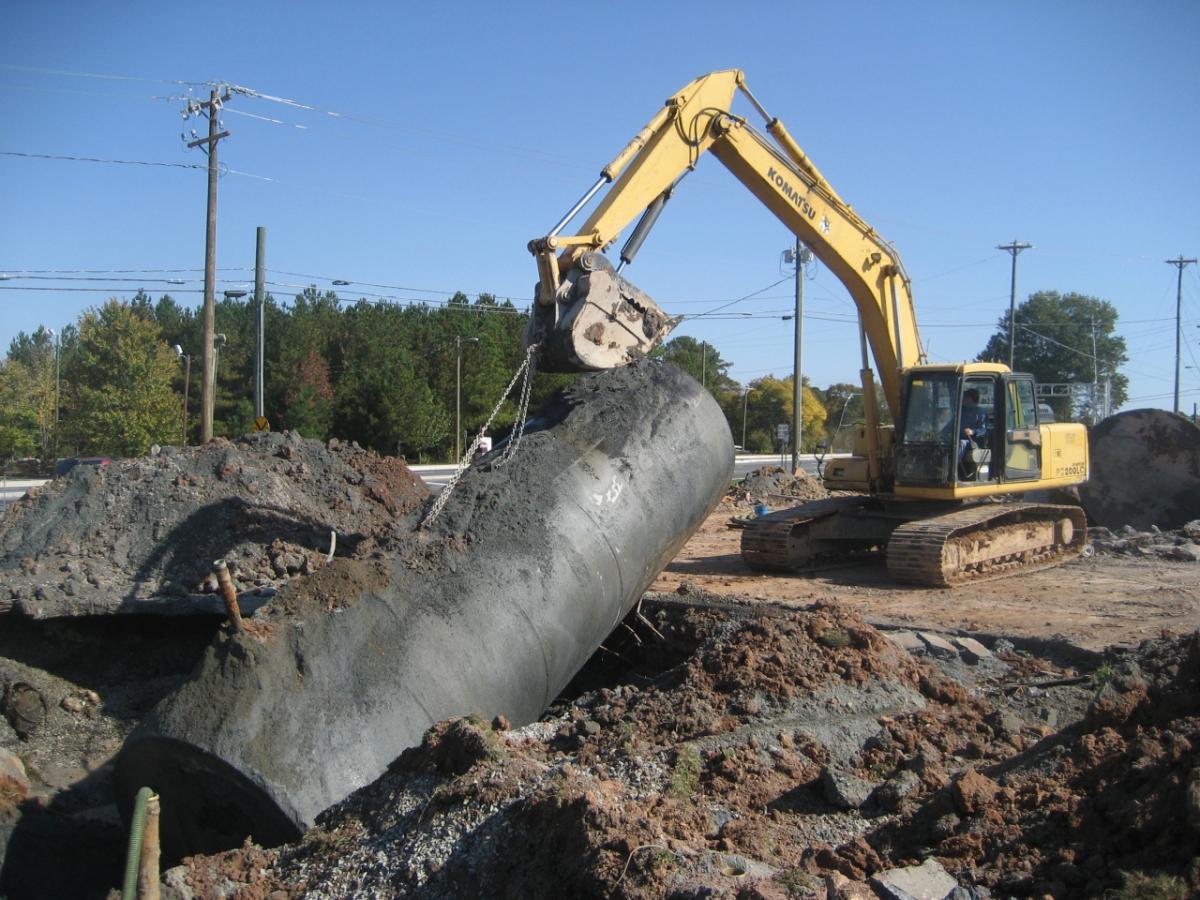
[115,361,733,859]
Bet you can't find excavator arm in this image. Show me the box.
[526,68,924,418]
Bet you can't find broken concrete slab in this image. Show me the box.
[870,857,961,899]
[917,632,959,659]
[952,636,991,659]
[884,630,926,654]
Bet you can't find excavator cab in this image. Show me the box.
[894,366,1048,492]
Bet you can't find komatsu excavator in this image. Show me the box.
[524,69,1089,587]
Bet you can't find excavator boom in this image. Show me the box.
[525,69,922,419]
[527,69,1093,587]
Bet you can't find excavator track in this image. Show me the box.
[886,503,1087,587]
[741,496,877,570]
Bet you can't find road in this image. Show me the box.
[411,453,834,493]
[2,455,839,505]
[0,478,46,506]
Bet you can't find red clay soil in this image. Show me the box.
[162,601,1200,899]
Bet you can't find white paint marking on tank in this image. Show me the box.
[592,475,624,505]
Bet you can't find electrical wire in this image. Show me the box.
[1,151,207,170]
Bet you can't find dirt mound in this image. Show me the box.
[731,465,831,506]
[172,600,1033,898]
[0,432,428,618]
[828,631,1200,898]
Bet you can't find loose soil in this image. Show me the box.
[653,478,1200,654]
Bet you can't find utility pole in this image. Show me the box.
[184,87,232,442]
[254,227,266,420]
[1166,256,1196,414]
[454,336,480,460]
[997,241,1033,370]
[787,239,812,473]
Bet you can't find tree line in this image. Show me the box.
[0,287,1127,466]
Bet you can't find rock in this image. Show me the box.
[162,864,196,899]
[870,858,961,899]
[918,632,960,660]
[995,710,1024,739]
[874,769,921,810]
[821,766,875,810]
[952,769,999,816]
[1036,706,1059,728]
[0,748,30,800]
[1187,766,1200,831]
[2,682,47,738]
[1158,543,1200,562]
[824,871,876,899]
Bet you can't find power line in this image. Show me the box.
[0,63,201,86]
[1,151,207,170]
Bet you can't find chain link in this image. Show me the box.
[420,343,539,528]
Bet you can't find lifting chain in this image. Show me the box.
[420,343,539,528]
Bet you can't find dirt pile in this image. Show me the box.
[731,466,832,507]
[167,598,1055,898]
[0,432,428,618]
[834,630,1200,898]
[1088,522,1200,563]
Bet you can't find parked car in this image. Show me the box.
[52,456,112,478]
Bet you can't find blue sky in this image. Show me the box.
[2,1,1198,412]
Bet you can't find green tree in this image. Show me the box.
[978,291,1128,419]
[5,327,58,457]
[730,375,828,453]
[284,351,336,439]
[65,300,181,455]
[653,336,737,395]
[812,380,891,452]
[334,302,450,458]
[0,358,41,460]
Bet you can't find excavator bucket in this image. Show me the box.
[524,252,680,372]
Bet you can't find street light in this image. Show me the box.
[783,241,813,472]
[454,335,480,461]
[212,333,227,434]
[45,327,60,457]
[173,345,191,446]
[741,386,754,451]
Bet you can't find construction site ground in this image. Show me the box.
[651,500,1200,655]
[1,445,1198,899]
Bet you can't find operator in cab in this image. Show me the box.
[957,389,987,478]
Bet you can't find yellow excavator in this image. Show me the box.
[524,69,1089,587]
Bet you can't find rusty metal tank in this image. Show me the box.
[114,361,733,858]
[1081,408,1200,530]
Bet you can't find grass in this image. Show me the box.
[1105,870,1190,899]
[666,744,702,800]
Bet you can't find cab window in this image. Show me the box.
[899,373,957,444]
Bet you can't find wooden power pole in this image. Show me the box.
[1167,255,1197,414]
[186,88,231,442]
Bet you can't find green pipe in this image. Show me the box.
[122,786,153,900]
